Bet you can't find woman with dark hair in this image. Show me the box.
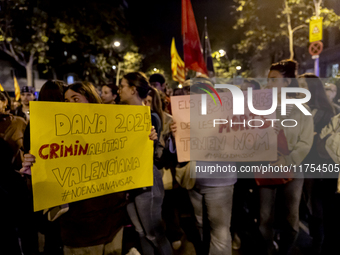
[22,80,67,254]
[145,85,185,250]
[62,82,128,255]
[119,72,173,255]
[1,90,13,113]
[64,82,102,103]
[38,80,67,102]
[298,73,335,254]
[299,74,335,112]
[23,80,67,154]
[240,78,261,91]
[22,80,158,255]
[144,87,164,135]
[101,83,120,104]
[258,59,314,255]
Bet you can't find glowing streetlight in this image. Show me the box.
[114,41,121,47]
[236,66,242,71]
[153,68,158,72]
[219,49,226,56]
[178,84,183,88]
[112,65,116,70]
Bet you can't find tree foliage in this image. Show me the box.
[0,0,50,86]
[233,0,340,60]
[43,0,138,84]
[212,51,249,79]
[0,0,142,85]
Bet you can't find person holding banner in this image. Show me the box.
[259,60,313,255]
[145,86,185,250]
[119,72,173,255]
[62,82,126,255]
[144,87,164,139]
[22,81,158,255]
[170,79,237,255]
[19,81,68,255]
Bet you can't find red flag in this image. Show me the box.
[182,0,208,75]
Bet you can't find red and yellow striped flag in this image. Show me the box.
[14,75,20,101]
[0,83,4,91]
[171,38,185,84]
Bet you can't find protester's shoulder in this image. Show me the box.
[302,103,311,111]
[314,108,334,121]
[11,114,27,126]
[333,103,340,114]
[13,106,27,120]
[290,103,312,118]
[151,111,162,133]
[151,111,161,122]
[164,112,172,122]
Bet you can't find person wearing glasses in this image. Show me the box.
[119,72,173,255]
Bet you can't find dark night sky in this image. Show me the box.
[127,0,236,77]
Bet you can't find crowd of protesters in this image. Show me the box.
[1,58,340,255]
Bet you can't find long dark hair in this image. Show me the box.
[243,79,261,90]
[103,83,120,103]
[123,72,151,100]
[0,91,11,112]
[299,73,335,114]
[270,59,299,97]
[65,82,101,103]
[147,87,164,130]
[38,80,67,102]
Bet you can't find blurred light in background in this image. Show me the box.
[67,75,74,84]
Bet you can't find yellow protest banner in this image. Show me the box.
[30,101,153,212]
[309,17,323,42]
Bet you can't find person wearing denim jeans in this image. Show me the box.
[260,60,314,255]
[189,161,236,255]
[127,166,173,255]
[259,178,304,255]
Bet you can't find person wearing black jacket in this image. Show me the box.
[298,74,336,255]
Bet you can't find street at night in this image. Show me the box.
[1,0,340,255]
